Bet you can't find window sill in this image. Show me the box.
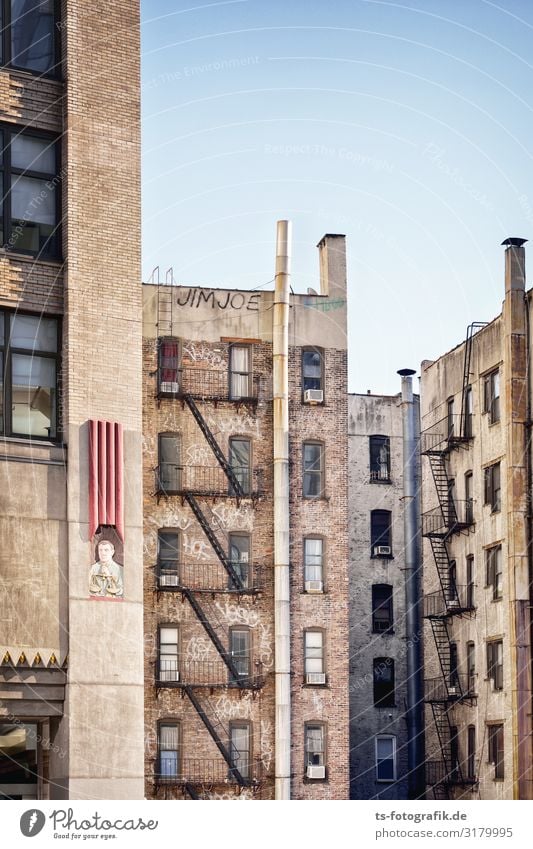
[369,479,392,485]
[370,555,394,561]
[0,247,63,267]
[303,495,330,502]
[303,776,329,784]
[302,682,329,689]
[376,779,396,784]
[2,64,62,83]
[372,630,395,636]
[0,434,65,449]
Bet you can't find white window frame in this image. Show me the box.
[375,735,397,783]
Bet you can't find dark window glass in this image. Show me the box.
[0,722,38,794]
[303,442,324,498]
[10,0,56,74]
[229,533,250,587]
[229,437,251,495]
[371,510,392,556]
[372,584,393,633]
[158,530,179,586]
[484,463,501,513]
[467,642,476,694]
[465,471,474,523]
[158,435,180,493]
[302,349,323,392]
[487,640,503,691]
[466,555,475,608]
[449,643,459,689]
[467,726,476,780]
[464,385,473,437]
[376,736,395,781]
[447,397,455,439]
[158,723,179,778]
[450,725,459,781]
[486,545,502,600]
[369,435,390,482]
[158,339,180,394]
[230,724,250,779]
[305,724,325,767]
[484,370,500,424]
[373,657,395,707]
[488,724,504,779]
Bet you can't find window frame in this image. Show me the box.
[303,535,324,591]
[375,734,397,783]
[487,723,504,780]
[157,432,181,494]
[369,435,391,483]
[157,720,180,780]
[484,462,501,513]
[228,531,251,589]
[466,554,475,609]
[157,337,181,396]
[2,0,61,78]
[303,628,326,683]
[1,123,61,259]
[301,346,325,400]
[483,369,500,425]
[487,639,503,691]
[158,624,180,684]
[371,584,394,634]
[228,343,252,400]
[229,625,251,683]
[467,725,476,780]
[302,440,325,499]
[0,308,61,440]
[486,545,502,600]
[157,528,180,587]
[370,509,393,558]
[464,385,473,438]
[466,641,476,694]
[228,434,252,496]
[373,657,395,708]
[229,720,252,780]
[304,722,327,772]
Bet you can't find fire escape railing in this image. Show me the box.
[155,464,264,499]
[156,657,265,689]
[156,561,263,594]
[158,366,260,403]
[155,756,264,787]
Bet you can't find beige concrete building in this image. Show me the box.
[348,391,419,799]
[421,239,533,800]
[142,227,350,799]
[0,2,145,799]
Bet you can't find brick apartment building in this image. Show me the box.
[421,239,533,800]
[142,226,350,800]
[0,2,145,799]
[348,391,421,799]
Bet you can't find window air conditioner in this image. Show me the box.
[448,686,457,696]
[160,381,179,394]
[305,580,324,593]
[304,389,324,404]
[307,765,326,779]
[160,574,179,587]
[375,545,392,556]
[306,672,326,685]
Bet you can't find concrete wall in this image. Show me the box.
[348,393,411,799]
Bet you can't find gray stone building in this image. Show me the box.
[348,391,420,799]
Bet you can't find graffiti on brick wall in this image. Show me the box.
[258,623,274,670]
[184,443,212,465]
[210,501,254,532]
[203,790,254,801]
[185,636,213,662]
[260,720,273,772]
[177,289,260,313]
[182,342,225,369]
[204,411,260,437]
[214,599,260,628]
[183,532,211,561]
[214,692,254,721]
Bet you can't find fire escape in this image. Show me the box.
[421,325,485,799]
[152,291,266,798]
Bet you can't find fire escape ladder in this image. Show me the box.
[156,267,174,337]
[183,394,245,498]
[182,588,244,683]
[428,536,459,606]
[183,685,246,785]
[430,701,465,788]
[427,452,457,527]
[459,322,487,438]
[429,618,463,700]
[184,493,243,590]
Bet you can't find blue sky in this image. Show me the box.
[141,0,533,393]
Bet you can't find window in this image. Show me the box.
[304,630,325,683]
[467,642,476,694]
[484,462,501,513]
[159,627,179,683]
[466,555,475,608]
[484,369,500,424]
[229,436,251,495]
[465,471,474,523]
[302,441,324,498]
[0,722,39,798]
[369,435,390,482]
[450,725,460,781]
[302,347,324,396]
[447,561,457,604]
[230,627,250,681]
[371,510,392,557]
[446,478,456,525]
[305,723,326,772]
[464,385,473,438]
[373,657,395,707]
[158,723,179,779]
[158,338,180,394]
[372,584,393,633]
[449,643,459,690]
[2,1,58,75]
[229,345,251,400]
[0,311,59,438]
[487,640,503,690]
[375,735,396,782]
[304,537,324,591]
[486,545,502,600]
[447,397,455,439]
[467,726,476,780]
[1,127,60,257]
[157,530,179,587]
[488,724,504,779]
[229,533,250,588]
[158,434,180,493]
[230,723,250,780]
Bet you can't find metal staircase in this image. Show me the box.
[183,395,245,498]
[184,493,243,589]
[183,686,247,785]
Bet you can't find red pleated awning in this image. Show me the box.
[88,420,124,541]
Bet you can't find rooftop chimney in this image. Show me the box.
[502,237,527,293]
